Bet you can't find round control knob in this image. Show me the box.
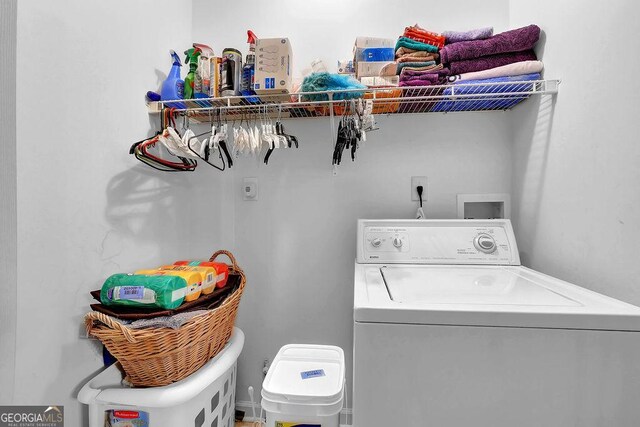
[474,234,496,254]
[393,237,403,248]
[371,238,382,248]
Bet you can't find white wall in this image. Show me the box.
[192,0,513,410]
[0,0,18,405]
[510,1,640,305]
[192,0,510,80]
[14,0,234,424]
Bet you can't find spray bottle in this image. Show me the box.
[160,50,184,106]
[241,30,259,102]
[184,47,202,99]
[193,43,214,98]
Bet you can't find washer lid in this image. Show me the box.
[261,344,345,405]
[354,264,640,331]
[382,266,581,307]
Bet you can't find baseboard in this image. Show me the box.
[236,400,353,426]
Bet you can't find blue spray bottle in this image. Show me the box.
[161,50,185,109]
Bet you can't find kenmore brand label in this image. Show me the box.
[300,369,325,379]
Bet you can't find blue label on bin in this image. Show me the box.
[300,369,325,379]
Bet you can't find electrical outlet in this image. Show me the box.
[242,177,258,201]
[411,176,427,201]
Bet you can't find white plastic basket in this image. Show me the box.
[261,344,345,427]
[78,327,244,427]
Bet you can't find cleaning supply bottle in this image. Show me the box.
[184,47,202,99]
[161,50,185,108]
[241,30,259,103]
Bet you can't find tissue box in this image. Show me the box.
[254,37,293,98]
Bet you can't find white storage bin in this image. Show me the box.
[78,327,244,427]
[261,344,345,427]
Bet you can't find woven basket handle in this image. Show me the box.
[84,311,137,343]
[210,250,242,274]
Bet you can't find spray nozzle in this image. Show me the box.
[184,47,202,65]
[247,30,257,47]
[169,50,182,66]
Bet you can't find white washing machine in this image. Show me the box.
[353,219,640,427]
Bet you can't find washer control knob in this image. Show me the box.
[393,237,403,248]
[371,238,382,248]
[474,234,496,254]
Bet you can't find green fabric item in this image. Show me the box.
[100,274,187,310]
[396,61,437,74]
[395,37,439,54]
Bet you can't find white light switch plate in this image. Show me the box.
[411,176,427,201]
[242,177,258,201]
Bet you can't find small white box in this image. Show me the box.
[254,37,293,98]
[357,61,395,78]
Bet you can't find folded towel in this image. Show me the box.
[448,50,537,75]
[399,77,439,87]
[397,52,439,63]
[395,37,440,54]
[397,61,436,74]
[117,310,209,329]
[401,71,448,87]
[396,47,420,56]
[440,24,540,63]
[400,64,445,77]
[449,60,543,82]
[443,27,493,44]
[404,24,446,49]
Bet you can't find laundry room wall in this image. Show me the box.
[509,1,640,305]
[0,0,18,406]
[192,0,514,412]
[14,0,235,423]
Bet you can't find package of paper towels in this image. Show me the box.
[100,274,187,310]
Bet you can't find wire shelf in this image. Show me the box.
[148,79,560,121]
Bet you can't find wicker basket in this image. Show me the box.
[85,250,245,387]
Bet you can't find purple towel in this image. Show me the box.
[440,24,540,63]
[448,50,537,75]
[443,27,493,44]
[400,74,440,84]
[399,80,438,87]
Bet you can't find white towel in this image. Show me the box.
[454,60,544,82]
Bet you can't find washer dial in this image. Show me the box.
[474,234,496,254]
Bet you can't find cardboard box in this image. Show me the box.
[354,36,395,49]
[354,47,395,62]
[356,61,395,78]
[254,37,293,98]
[359,75,399,87]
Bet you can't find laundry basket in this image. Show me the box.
[85,250,245,387]
[78,327,244,427]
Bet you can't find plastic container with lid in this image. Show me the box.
[261,344,345,427]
